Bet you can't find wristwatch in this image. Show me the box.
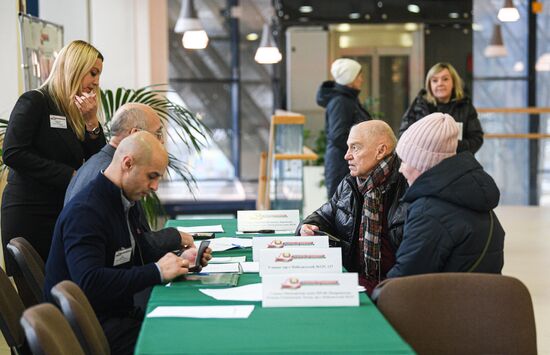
[86,125,102,136]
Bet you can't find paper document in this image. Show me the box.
[240,261,259,273]
[236,230,295,235]
[237,210,299,232]
[147,305,254,319]
[176,225,224,233]
[207,237,253,252]
[200,283,263,301]
[210,256,246,264]
[198,263,241,273]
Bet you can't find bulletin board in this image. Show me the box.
[18,13,63,91]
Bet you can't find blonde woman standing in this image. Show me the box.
[399,62,483,154]
[2,40,106,271]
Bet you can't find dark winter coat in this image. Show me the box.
[387,152,504,278]
[297,161,408,275]
[399,89,483,154]
[317,81,371,197]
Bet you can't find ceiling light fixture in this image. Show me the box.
[349,12,360,19]
[174,0,209,49]
[484,24,507,57]
[498,0,520,22]
[254,23,282,64]
[299,5,313,14]
[535,53,550,71]
[407,4,420,13]
[246,33,259,41]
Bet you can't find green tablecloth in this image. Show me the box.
[134,219,415,354]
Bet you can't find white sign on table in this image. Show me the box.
[262,273,359,307]
[237,210,299,233]
[252,236,329,261]
[259,248,342,276]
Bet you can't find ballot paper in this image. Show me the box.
[146,305,254,319]
[200,283,263,301]
[206,238,253,252]
[198,263,241,274]
[237,210,299,233]
[240,261,259,273]
[210,256,247,264]
[176,225,224,233]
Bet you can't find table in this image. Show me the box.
[134,219,415,354]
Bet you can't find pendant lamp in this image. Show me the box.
[175,0,209,49]
[484,24,507,57]
[497,0,520,22]
[254,24,282,64]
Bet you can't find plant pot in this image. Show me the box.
[303,166,327,217]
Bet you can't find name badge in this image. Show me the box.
[456,122,463,141]
[113,247,132,266]
[262,273,359,307]
[252,236,329,261]
[49,115,67,129]
[259,247,342,276]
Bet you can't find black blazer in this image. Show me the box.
[2,89,106,203]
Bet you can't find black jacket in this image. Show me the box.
[1,89,106,265]
[399,89,483,154]
[3,89,106,195]
[387,152,505,278]
[44,173,161,321]
[317,81,371,197]
[297,161,407,274]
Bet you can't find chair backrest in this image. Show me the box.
[374,273,537,355]
[20,303,84,355]
[6,237,45,307]
[51,281,110,355]
[0,266,27,353]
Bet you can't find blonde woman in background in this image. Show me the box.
[399,62,484,154]
[2,40,106,272]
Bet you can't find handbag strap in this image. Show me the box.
[467,210,494,272]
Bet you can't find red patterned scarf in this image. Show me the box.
[357,152,396,281]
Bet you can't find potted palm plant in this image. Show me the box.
[101,85,208,227]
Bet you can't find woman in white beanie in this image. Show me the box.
[399,62,484,154]
[386,112,504,277]
[317,58,372,198]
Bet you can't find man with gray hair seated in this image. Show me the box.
[64,102,194,259]
[64,102,164,204]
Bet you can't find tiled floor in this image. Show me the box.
[1,205,548,354]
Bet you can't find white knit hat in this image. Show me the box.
[331,58,362,85]
[396,112,459,173]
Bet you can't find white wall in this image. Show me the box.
[39,0,90,43]
[39,0,166,90]
[0,0,22,117]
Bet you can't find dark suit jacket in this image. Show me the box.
[3,89,106,195]
[1,89,106,265]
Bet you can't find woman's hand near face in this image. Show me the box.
[74,91,99,127]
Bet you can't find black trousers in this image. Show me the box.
[1,184,60,274]
[101,308,145,355]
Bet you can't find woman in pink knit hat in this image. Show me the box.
[386,112,504,277]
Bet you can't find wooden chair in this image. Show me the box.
[51,281,110,355]
[6,237,45,307]
[373,273,537,355]
[0,266,29,355]
[20,303,84,355]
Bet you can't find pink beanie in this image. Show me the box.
[396,112,459,173]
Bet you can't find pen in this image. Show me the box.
[242,229,275,234]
